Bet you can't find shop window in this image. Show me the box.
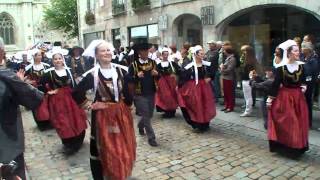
[129,24,158,44]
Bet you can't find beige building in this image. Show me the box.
[78,0,320,65]
[0,0,78,55]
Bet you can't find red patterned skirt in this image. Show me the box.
[48,87,87,139]
[268,87,309,149]
[155,75,179,111]
[95,101,136,180]
[178,79,216,123]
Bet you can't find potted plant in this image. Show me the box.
[85,11,95,25]
[131,0,150,11]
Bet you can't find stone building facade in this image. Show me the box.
[0,0,77,55]
[78,0,320,65]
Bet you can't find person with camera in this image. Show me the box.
[0,37,44,180]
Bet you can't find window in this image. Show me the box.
[130,26,147,38]
[83,31,105,48]
[99,0,104,7]
[0,13,15,45]
[87,0,95,11]
[112,28,121,49]
[129,24,159,44]
[148,24,158,38]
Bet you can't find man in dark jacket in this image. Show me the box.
[0,37,43,179]
[206,40,220,102]
[301,41,320,128]
[128,43,159,147]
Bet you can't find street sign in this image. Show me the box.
[201,6,214,25]
[158,15,168,30]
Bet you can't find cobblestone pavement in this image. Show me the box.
[22,108,320,180]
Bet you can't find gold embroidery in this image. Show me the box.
[283,65,302,83]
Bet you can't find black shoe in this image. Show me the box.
[63,147,76,155]
[224,109,233,113]
[220,108,227,111]
[138,128,145,135]
[162,113,175,119]
[148,139,158,147]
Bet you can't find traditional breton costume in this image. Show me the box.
[178,45,216,131]
[70,46,94,83]
[127,43,159,146]
[25,49,51,130]
[268,40,309,156]
[14,51,32,71]
[155,47,180,118]
[73,40,136,180]
[40,48,87,154]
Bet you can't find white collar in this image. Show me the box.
[33,63,45,71]
[100,67,115,79]
[139,58,149,64]
[55,69,67,77]
[160,61,169,67]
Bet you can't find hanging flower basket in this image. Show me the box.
[85,11,95,25]
[131,0,150,11]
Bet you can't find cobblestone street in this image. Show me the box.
[23,106,320,180]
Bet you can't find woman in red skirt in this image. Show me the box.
[178,45,216,132]
[40,48,87,154]
[25,49,51,130]
[155,47,180,118]
[267,40,309,156]
[73,40,136,180]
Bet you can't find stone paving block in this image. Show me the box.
[170,164,183,171]
[170,159,183,165]
[258,175,273,180]
[145,166,158,173]
[290,176,304,180]
[249,172,263,179]
[233,171,248,178]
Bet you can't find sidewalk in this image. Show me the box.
[216,98,320,147]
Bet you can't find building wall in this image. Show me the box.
[78,0,320,49]
[0,0,77,55]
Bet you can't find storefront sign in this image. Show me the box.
[158,15,168,30]
[201,6,214,25]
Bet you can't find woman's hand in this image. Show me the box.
[137,71,144,78]
[266,97,273,109]
[301,85,307,93]
[205,78,211,83]
[151,69,158,76]
[16,69,26,81]
[91,102,108,110]
[47,89,59,95]
[219,64,224,70]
